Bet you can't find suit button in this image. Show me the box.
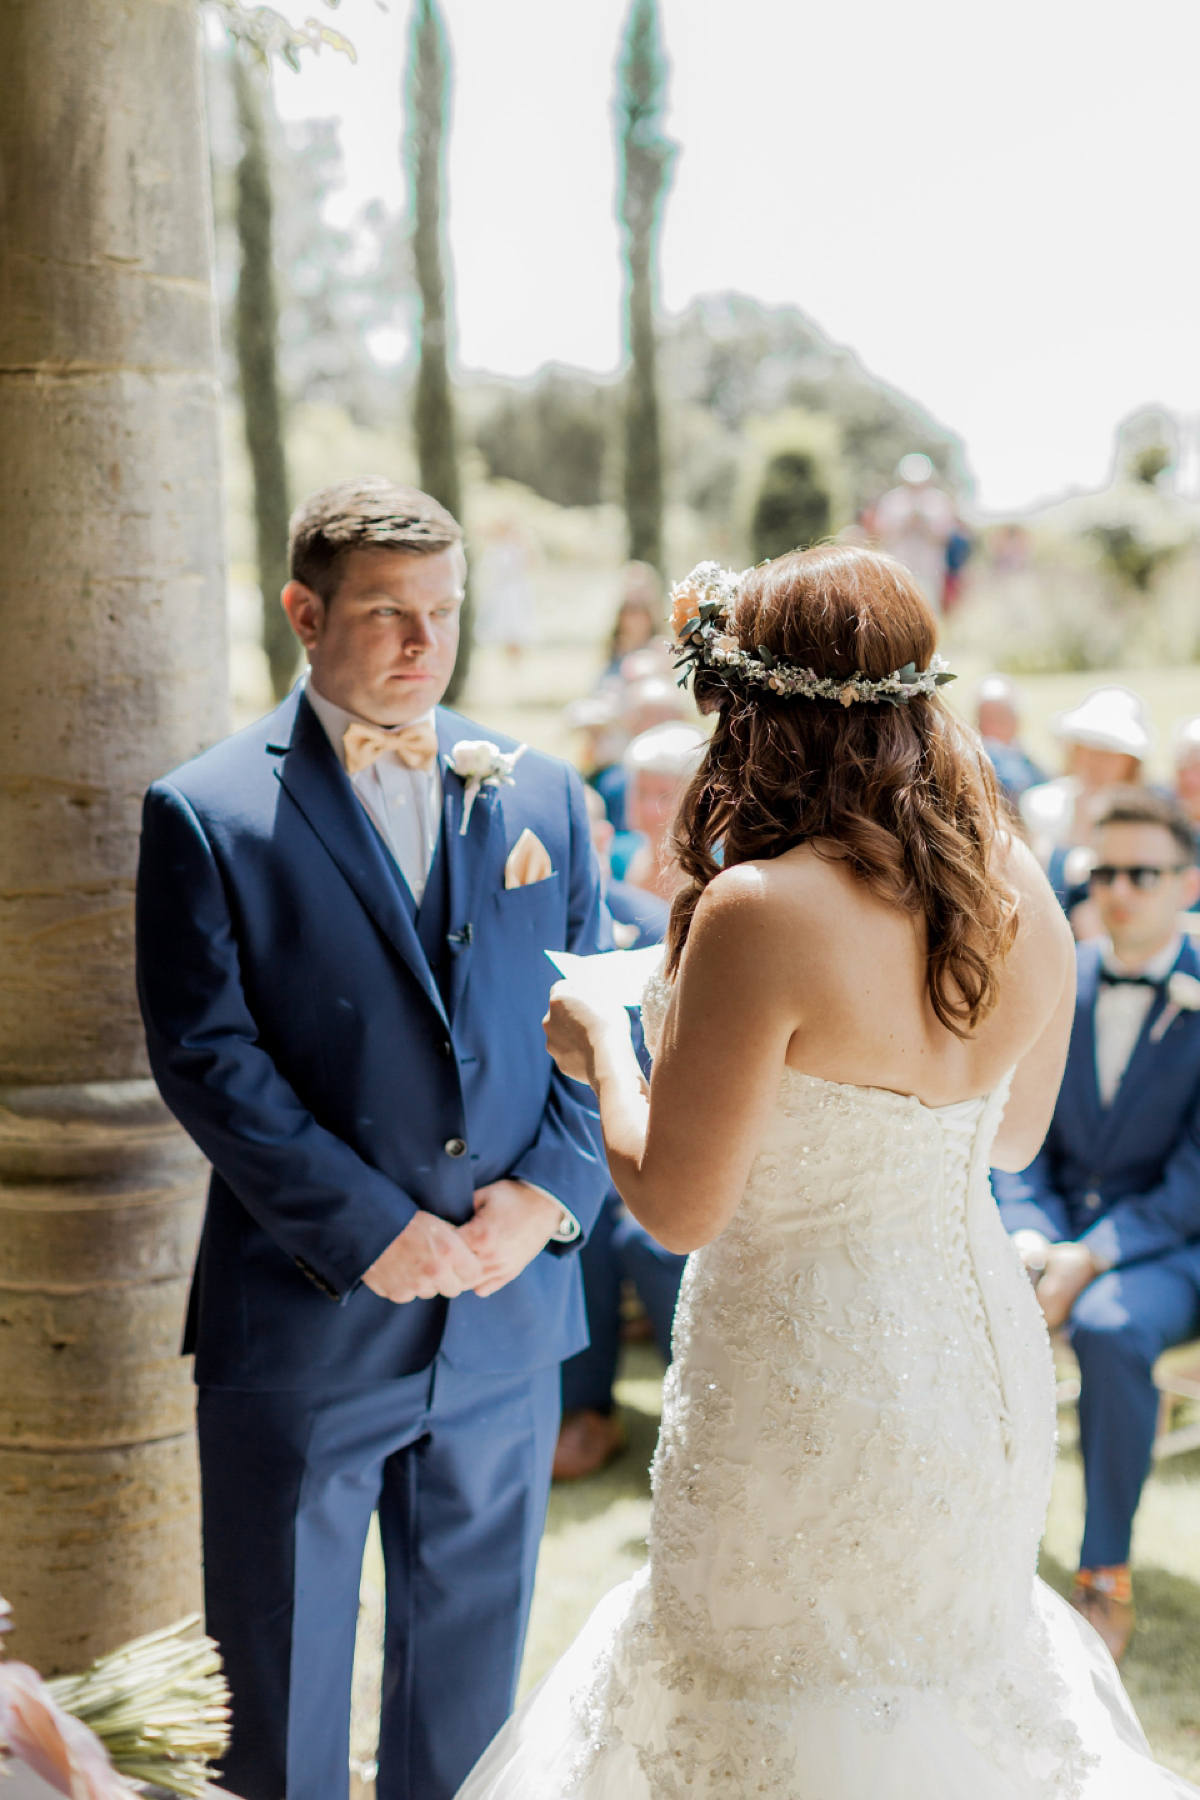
[444,1137,467,1158]
[438,1038,452,1057]
[1084,1190,1102,1211]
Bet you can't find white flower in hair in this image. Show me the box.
[449,739,528,834]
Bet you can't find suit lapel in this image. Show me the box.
[437,710,506,1018]
[1105,940,1194,1130]
[1071,948,1107,1142]
[274,691,449,1025]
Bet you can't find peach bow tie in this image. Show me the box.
[342,720,439,778]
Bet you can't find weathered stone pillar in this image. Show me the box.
[0,0,228,1671]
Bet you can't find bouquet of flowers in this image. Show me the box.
[0,1597,230,1798]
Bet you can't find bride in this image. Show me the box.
[458,546,1195,1799]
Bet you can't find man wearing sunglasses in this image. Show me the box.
[994,790,1200,1663]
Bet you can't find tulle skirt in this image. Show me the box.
[457,1568,1197,1800]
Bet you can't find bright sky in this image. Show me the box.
[252,0,1200,515]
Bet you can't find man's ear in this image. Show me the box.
[1180,866,1200,911]
[281,580,324,650]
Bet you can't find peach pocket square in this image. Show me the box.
[505,829,555,889]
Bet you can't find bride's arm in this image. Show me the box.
[545,868,798,1252]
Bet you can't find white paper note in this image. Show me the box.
[544,945,664,1009]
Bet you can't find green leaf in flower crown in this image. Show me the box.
[682,616,701,638]
[896,661,918,681]
[935,671,957,685]
[757,644,776,669]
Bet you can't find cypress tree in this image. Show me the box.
[616,0,676,575]
[406,0,471,699]
[232,54,297,700]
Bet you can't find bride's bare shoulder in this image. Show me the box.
[689,849,854,957]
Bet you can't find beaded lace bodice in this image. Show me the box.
[566,973,1087,1799]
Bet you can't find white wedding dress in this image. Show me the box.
[458,974,1196,1800]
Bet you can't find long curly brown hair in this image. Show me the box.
[666,544,1017,1037]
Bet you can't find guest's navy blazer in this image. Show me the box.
[136,690,610,1390]
[993,937,1200,1273]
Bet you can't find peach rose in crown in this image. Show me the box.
[669,580,704,639]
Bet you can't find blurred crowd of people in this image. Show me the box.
[552,564,705,1479]
[972,672,1200,933]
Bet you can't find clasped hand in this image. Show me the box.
[1012,1229,1099,1330]
[361,1179,564,1305]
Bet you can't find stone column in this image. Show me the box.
[0,0,228,1672]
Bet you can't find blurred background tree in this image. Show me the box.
[751,450,832,562]
[232,55,298,699]
[406,0,471,699]
[616,0,676,574]
[475,371,613,509]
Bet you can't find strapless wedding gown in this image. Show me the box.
[458,976,1196,1799]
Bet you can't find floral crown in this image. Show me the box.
[668,561,956,708]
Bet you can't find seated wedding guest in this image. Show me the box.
[1172,715,1200,828]
[554,794,686,1479]
[581,678,690,843]
[994,789,1200,1662]
[582,786,668,952]
[565,691,627,824]
[621,721,708,900]
[975,673,1045,805]
[1020,686,1152,870]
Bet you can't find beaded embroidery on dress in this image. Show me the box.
[458,971,1196,1800]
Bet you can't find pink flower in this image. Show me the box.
[0,1662,131,1799]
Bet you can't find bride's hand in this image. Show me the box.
[543,981,629,1086]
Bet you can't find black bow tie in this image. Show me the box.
[1100,969,1167,990]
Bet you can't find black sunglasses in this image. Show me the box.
[1089,864,1188,890]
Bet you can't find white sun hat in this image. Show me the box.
[1051,686,1154,758]
[1172,715,1200,766]
[623,720,707,778]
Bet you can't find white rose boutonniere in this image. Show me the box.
[1150,969,1200,1043]
[449,739,528,835]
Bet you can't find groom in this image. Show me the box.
[136,479,610,1800]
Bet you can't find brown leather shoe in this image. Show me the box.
[552,1409,625,1481]
[1070,1567,1135,1663]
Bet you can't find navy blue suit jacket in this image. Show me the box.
[136,690,610,1389]
[993,938,1200,1272]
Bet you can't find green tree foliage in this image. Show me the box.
[751,451,833,563]
[661,295,966,522]
[232,55,298,700]
[616,0,676,573]
[475,373,614,508]
[406,0,469,698]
